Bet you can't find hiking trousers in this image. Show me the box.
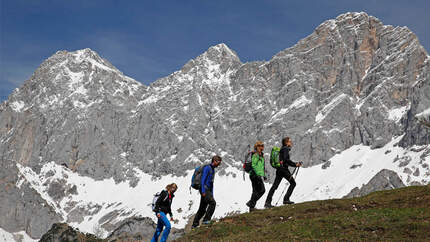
[192,190,216,226]
[151,212,171,242]
[265,167,296,205]
[247,174,265,208]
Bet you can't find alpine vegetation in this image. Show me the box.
[0,12,429,241]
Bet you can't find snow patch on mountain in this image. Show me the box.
[9,101,26,112]
[70,48,119,74]
[0,228,37,242]
[416,108,430,119]
[15,161,258,237]
[295,136,430,201]
[269,95,312,122]
[315,93,348,123]
[387,105,410,122]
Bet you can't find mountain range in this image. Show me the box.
[0,12,429,241]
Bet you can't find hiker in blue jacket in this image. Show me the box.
[151,183,177,242]
[192,155,222,228]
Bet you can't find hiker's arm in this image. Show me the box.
[211,178,214,196]
[284,151,296,167]
[285,159,296,167]
[168,206,173,218]
[200,166,209,195]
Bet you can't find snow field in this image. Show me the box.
[13,135,430,239]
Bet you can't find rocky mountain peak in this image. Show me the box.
[180,43,241,74]
[5,48,144,113]
[40,48,121,77]
[204,43,241,62]
[147,43,241,99]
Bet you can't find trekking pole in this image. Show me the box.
[275,183,288,206]
[294,162,302,180]
[294,166,300,180]
[243,144,251,181]
[289,167,297,182]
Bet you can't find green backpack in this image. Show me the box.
[270,146,281,168]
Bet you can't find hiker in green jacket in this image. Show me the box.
[246,141,267,211]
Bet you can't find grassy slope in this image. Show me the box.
[176,185,430,241]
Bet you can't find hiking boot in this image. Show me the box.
[264,203,274,209]
[191,224,199,230]
[283,200,295,205]
[202,220,212,226]
[246,201,252,208]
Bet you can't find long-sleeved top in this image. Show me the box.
[153,190,174,217]
[251,152,265,177]
[200,164,215,194]
[280,146,296,169]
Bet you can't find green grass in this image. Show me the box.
[175,185,430,241]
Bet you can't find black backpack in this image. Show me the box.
[243,151,254,173]
[191,164,210,190]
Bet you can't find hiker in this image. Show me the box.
[192,155,222,228]
[265,137,302,207]
[151,183,177,242]
[246,141,267,211]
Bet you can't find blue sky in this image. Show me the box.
[1,0,429,101]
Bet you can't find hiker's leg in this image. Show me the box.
[255,176,266,202]
[265,169,283,205]
[203,191,216,222]
[159,212,171,242]
[284,175,296,202]
[192,195,208,227]
[248,175,259,208]
[151,213,165,242]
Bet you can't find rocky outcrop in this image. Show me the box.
[39,223,103,242]
[37,218,185,242]
[344,169,406,198]
[106,216,184,241]
[416,108,430,128]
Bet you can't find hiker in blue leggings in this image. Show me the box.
[151,183,177,242]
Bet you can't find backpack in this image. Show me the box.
[270,146,281,168]
[190,165,208,190]
[152,190,168,212]
[243,151,254,173]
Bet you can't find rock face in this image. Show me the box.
[1,12,429,239]
[38,219,183,242]
[0,165,62,239]
[106,217,155,242]
[344,169,406,198]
